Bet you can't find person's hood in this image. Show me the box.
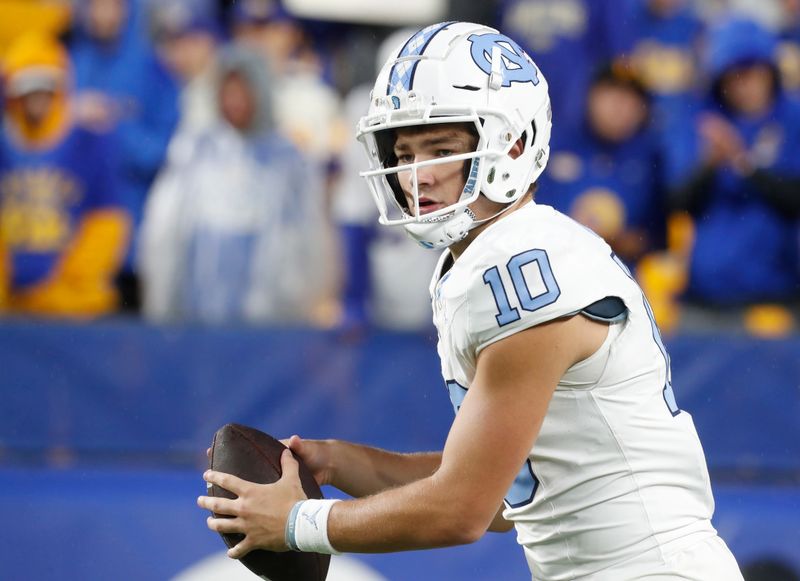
[2,32,72,146]
[706,16,778,80]
[3,32,69,92]
[215,45,275,135]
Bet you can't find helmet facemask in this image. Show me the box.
[363,115,488,216]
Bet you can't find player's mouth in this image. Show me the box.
[417,197,443,215]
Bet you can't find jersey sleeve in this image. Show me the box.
[463,207,629,356]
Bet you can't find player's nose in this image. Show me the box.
[413,163,436,188]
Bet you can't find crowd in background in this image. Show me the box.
[0,0,798,336]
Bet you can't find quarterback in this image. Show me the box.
[198,22,743,580]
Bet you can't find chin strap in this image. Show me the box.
[404,207,474,249]
[468,202,517,228]
[404,199,519,249]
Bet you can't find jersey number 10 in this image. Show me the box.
[482,248,561,326]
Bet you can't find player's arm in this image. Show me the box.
[287,437,511,530]
[323,315,602,552]
[489,505,514,532]
[200,314,607,555]
[285,436,442,498]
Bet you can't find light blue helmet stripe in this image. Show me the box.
[387,21,456,96]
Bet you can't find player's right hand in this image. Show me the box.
[281,435,336,487]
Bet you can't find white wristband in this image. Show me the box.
[290,499,342,555]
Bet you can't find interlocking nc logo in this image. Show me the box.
[468,33,540,87]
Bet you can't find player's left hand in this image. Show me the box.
[197,449,307,558]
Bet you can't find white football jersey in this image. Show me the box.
[431,202,720,581]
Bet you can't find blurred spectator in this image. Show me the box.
[612,0,704,128]
[230,0,319,76]
[0,0,71,57]
[333,29,439,333]
[537,62,666,265]
[0,33,129,317]
[667,17,800,330]
[138,46,337,325]
[695,0,785,30]
[230,0,344,170]
[497,0,622,125]
[69,0,179,309]
[148,0,222,133]
[777,0,800,96]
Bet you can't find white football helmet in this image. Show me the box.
[356,21,552,249]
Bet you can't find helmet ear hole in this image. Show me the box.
[514,121,536,157]
[510,131,528,160]
[527,121,537,149]
[510,121,537,160]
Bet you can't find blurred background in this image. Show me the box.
[0,0,798,579]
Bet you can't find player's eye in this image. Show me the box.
[396,153,414,164]
[436,149,455,158]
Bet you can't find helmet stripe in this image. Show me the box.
[387,21,456,96]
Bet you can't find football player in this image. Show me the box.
[199,22,743,580]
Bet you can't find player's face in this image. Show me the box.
[392,124,477,216]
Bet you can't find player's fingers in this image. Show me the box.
[206,515,243,534]
[280,448,300,481]
[197,494,239,516]
[206,447,211,460]
[281,434,302,451]
[204,470,248,495]
[228,537,255,560]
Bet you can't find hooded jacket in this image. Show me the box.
[139,46,335,324]
[69,0,179,266]
[0,33,129,316]
[668,17,800,305]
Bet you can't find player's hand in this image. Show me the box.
[198,449,307,558]
[281,435,337,487]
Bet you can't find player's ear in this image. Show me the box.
[509,137,525,160]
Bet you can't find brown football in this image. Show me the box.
[209,423,330,581]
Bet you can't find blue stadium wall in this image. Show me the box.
[1,319,798,580]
